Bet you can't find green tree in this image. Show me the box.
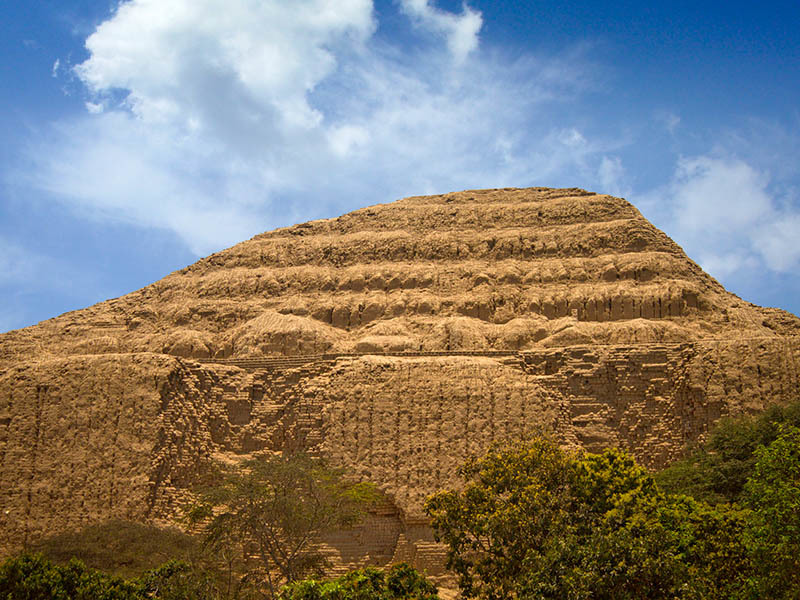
[0,554,142,600]
[657,400,800,504]
[425,438,750,600]
[424,438,573,599]
[189,452,377,599]
[571,493,750,600]
[136,559,218,600]
[278,563,439,600]
[741,425,800,599]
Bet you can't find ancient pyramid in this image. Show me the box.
[1,187,798,571]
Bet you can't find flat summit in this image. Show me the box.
[1,187,798,572]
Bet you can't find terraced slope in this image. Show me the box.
[1,188,795,368]
[1,187,798,576]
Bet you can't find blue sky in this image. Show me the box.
[1,0,799,333]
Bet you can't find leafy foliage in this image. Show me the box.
[188,452,378,598]
[656,400,800,504]
[0,553,143,600]
[137,559,219,600]
[0,555,437,600]
[741,425,800,598]
[424,438,571,598]
[278,563,439,600]
[425,438,752,599]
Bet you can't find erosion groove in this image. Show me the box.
[1,186,799,576]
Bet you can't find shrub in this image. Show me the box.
[425,438,751,599]
[28,520,205,580]
[279,563,439,600]
[0,553,141,600]
[656,399,800,504]
[741,425,800,598]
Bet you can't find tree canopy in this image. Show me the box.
[279,563,439,600]
[424,437,762,599]
[656,400,800,504]
[742,425,800,598]
[188,452,378,599]
[0,554,214,600]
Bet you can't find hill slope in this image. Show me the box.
[2,187,797,366]
[1,187,798,574]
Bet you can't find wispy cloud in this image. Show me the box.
[22,0,612,255]
[0,233,115,332]
[654,111,681,135]
[597,155,629,198]
[640,154,800,279]
[398,0,483,62]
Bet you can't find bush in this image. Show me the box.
[137,559,219,600]
[0,555,439,600]
[0,553,141,600]
[741,425,800,598]
[425,438,752,599]
[656,400,800,504]
[279,563,439,600]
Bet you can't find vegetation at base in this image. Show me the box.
[425,439,741,599]
[656,399,800,503]
[279,563,439,600]
[0,554,213,600]
[4,452,387,600]
[425,418,800,599]
[187,451,380,599]
[0,555,438,600]
[742,425,800,597]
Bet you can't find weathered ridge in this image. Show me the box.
[1,187,799,574]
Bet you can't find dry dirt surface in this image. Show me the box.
[1,187,799,576]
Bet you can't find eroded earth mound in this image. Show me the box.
[1,187,799,574]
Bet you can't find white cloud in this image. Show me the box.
[29,112,262,255]
[754,214,800,272]
[51,59,60,78]
[399,0,482,62]
[76,0,376,133]
[327,124,371,158]
[598,155,629,197]
[672,156,772,233]
[696,253,760,279]
[643,155,800,278]
[22,0,609,255]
